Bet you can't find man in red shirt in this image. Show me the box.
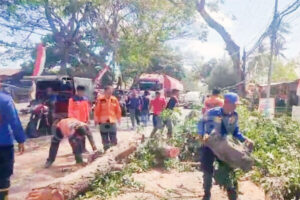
[150,91,166,137]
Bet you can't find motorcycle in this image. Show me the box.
[25,103,50,138]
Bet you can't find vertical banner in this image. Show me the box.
[258,98,275,119]
[292,106,300,122]
[31,44,46,100]
[32,44,46,76]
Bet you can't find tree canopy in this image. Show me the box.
[0,0,197,81]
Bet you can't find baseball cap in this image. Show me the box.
[224,92,240,105]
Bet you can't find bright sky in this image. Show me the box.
[169,0,300,66]
[1,0,300,69]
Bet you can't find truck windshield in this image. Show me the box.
[139,81,162,91]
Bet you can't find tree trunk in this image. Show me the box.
[26,135,145,200]
[196,0,244,94]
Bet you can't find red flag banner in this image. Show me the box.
[32,44,46,76]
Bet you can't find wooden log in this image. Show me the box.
[206,130,254,172]
[26,136,143,200]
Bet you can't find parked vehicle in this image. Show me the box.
[135,73,184,97]
[183,91,202,109]
[25,103,50,138]
[24,75,93,137]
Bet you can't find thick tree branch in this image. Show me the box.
[44,0,58,33]
[196,0,241,77]
[279,0,300,17]
[0,22,46,36]
[0,40,33,50]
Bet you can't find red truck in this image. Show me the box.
[136,73,183,97]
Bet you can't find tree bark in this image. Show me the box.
[196,0,243,85]
[26,135,144,200]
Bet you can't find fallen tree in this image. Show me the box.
[25,135,142,200]
[25,132,180,200]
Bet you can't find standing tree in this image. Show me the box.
[0,0,198,82]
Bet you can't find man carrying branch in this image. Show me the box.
[197,93,253,200]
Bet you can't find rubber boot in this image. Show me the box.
[202,172,213,200]
[75,154,83,164]
[0,190,8,200]
[82,137,88,153]
[227,189,238,200]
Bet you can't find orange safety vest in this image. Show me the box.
[94,95,121,124]
[56,118,86,137]
[68,97,90,123]
[203,96,224,113]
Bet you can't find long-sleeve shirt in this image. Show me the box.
[141,95,150,111]
[202,96,224,114]
[56,118,95,149]
[126,96,142,110]
[57,118,87,137]
[197,107,245,142]
[68,95,90,123]
[0,92,26,146]
[94,95,122,124]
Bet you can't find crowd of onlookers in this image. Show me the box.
[116,89,180,137]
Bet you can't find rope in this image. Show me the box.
[221,80,246,91]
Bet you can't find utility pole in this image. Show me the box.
[267,0,279,98]
[241,48,247,96]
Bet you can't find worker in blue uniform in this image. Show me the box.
[197,92,253,200]
[0,91,26,200]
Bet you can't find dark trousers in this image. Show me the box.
[164,119,173,138]
[141,110,149,126]
[129,108,140,127]
[200,146,238,200]
[0,146,14,200]
[150,114,163,137]
[99,123,117,151]
[47,128,84,164]
[151,115,173,138]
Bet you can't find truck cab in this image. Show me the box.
[136,73,183,98]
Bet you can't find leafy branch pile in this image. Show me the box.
[237,106,300,200]
[171,110,201,162]
[170,106,300,199]
[75,134,185,199]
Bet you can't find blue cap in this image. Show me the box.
[224,92,240,104]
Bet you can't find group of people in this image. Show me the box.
[126,89,180,138]
[45,85,122,168]
[0,85,123,199]
[0,84,254,200]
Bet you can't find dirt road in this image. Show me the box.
[11,107,265,200]
[10,116,140,200]
[109,169,265,200]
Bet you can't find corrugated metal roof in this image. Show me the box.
[0,69,21,76]
[259,79,299,87]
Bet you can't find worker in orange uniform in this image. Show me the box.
[94,86,122,151]
[68,85,90,152]
[44,118,97,168]
[202,88,224,114]
[68,85,90,123]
